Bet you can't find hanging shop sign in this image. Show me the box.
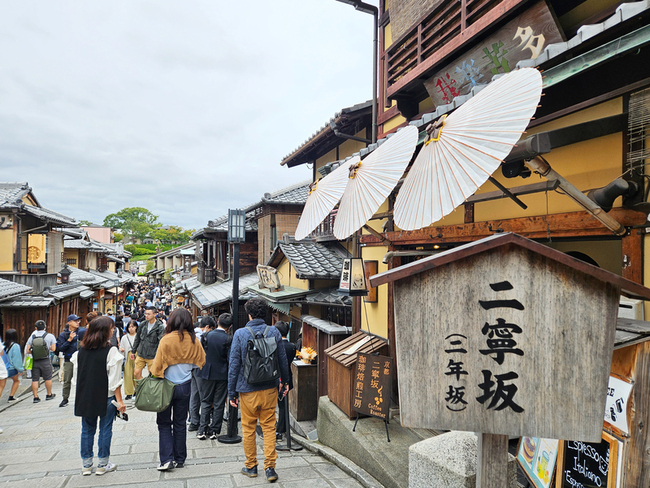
[423,1,563,108]
[256,265,283,292]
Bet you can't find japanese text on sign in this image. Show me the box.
[352,353,393,420]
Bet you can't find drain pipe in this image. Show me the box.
[527,157,626,236]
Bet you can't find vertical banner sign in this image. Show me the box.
[603,376,633,436]
[352,353,393,420]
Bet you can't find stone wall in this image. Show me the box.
[390,0,443,42]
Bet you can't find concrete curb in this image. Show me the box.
[0,374,56,414]
[290,434,385,488]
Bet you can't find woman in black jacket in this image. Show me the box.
[73,316,126,476]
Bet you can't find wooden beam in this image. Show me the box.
[359,209,646,246]
[363,224,392,245]
[622,230,643,284]
[386,0,529,100]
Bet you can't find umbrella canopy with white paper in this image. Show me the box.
[333,125,419,240]
[394,68,543,231]
[294,155,361,241]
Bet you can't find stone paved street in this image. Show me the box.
[0,377,363,488]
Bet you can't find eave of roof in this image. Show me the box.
[281,101,372,168]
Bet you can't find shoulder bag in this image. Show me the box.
[134,375,176,412]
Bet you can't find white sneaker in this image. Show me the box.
[0,428,3,434]
[95,463,116,475]
[157,461,174,471]
[82,466,93,476]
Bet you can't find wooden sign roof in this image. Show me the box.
[369,233,650,300]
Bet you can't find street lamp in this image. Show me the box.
[335,0,378,143]
[228,209,246,331]
[113,279,120,315]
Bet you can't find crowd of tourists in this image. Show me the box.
[0,289,295,484]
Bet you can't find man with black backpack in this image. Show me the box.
[26,320,57,403]
[228,298,289,483]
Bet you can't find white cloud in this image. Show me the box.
[0,0,374,229]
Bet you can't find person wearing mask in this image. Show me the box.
[273,321,296,441]
[119,321,138,400]
[197,313,232,440]
[150,308,205,471]
[1,329,24,401]
[26,320,57,403]
[72,316,126,476]
[131,306,165,380]
[57,314,84,407]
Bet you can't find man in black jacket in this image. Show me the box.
[130,307,164,380]
[273,321,296,440]
[197,313,232,439]
[57,314,84,407]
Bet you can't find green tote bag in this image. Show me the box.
[134,375,176,412]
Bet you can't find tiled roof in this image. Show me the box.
[191,273,259,309]
[0,296,56,308]
[261,180,310,205]
[89,269,134,286]
[61,266,108,287]
[270,242,349,280]
[281,101,372,167]
[0,182,74,226]
[0,182,31,206]
[150,243,196,260]
[46,283,93,300]
[64,238,107,251]
[0,277,33,301]
[304,289,352,307]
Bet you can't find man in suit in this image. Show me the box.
[273,321,296,441]
[197,313,232,440]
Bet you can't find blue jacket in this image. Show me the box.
[228,319,289,400]
[199,328,231,381]
[57,327,86,362]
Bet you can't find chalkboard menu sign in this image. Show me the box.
[557,432,620,488]
[352,353,393,420]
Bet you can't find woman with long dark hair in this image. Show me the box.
[2,329,24,401]
[150,308,205,471]
[72,316,126,476]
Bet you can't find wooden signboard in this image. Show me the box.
[517,437,559,488]
[352,353,393,420]
[423,1,563,107]
[256,264,283,292]
[555,432,622,488]
[383,235,623,442]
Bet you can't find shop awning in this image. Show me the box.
[80,290,96,299]
[248,283,310,302]
[191,273,259,309]
[300,315,351,335]
[0,296,56,308]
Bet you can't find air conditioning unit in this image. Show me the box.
[619,296,644,320]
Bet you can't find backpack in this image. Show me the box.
[243,326,280,385]
[32,332,50,360]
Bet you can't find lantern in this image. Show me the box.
[338,257,368,296]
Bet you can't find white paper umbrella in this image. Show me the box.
[333,125,419,240]
[394,68,543,231]
[294,155,361,241]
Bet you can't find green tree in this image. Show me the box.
[149,226,194,244]
[113,232,124,243]
[78,220,94,226]
[103,207,159,241]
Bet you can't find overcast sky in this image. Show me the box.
[0,1,374,230]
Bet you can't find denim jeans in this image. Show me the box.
[157,379,191,465]
[81,396,116,468]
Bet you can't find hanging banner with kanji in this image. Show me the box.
[352,353,393,420]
